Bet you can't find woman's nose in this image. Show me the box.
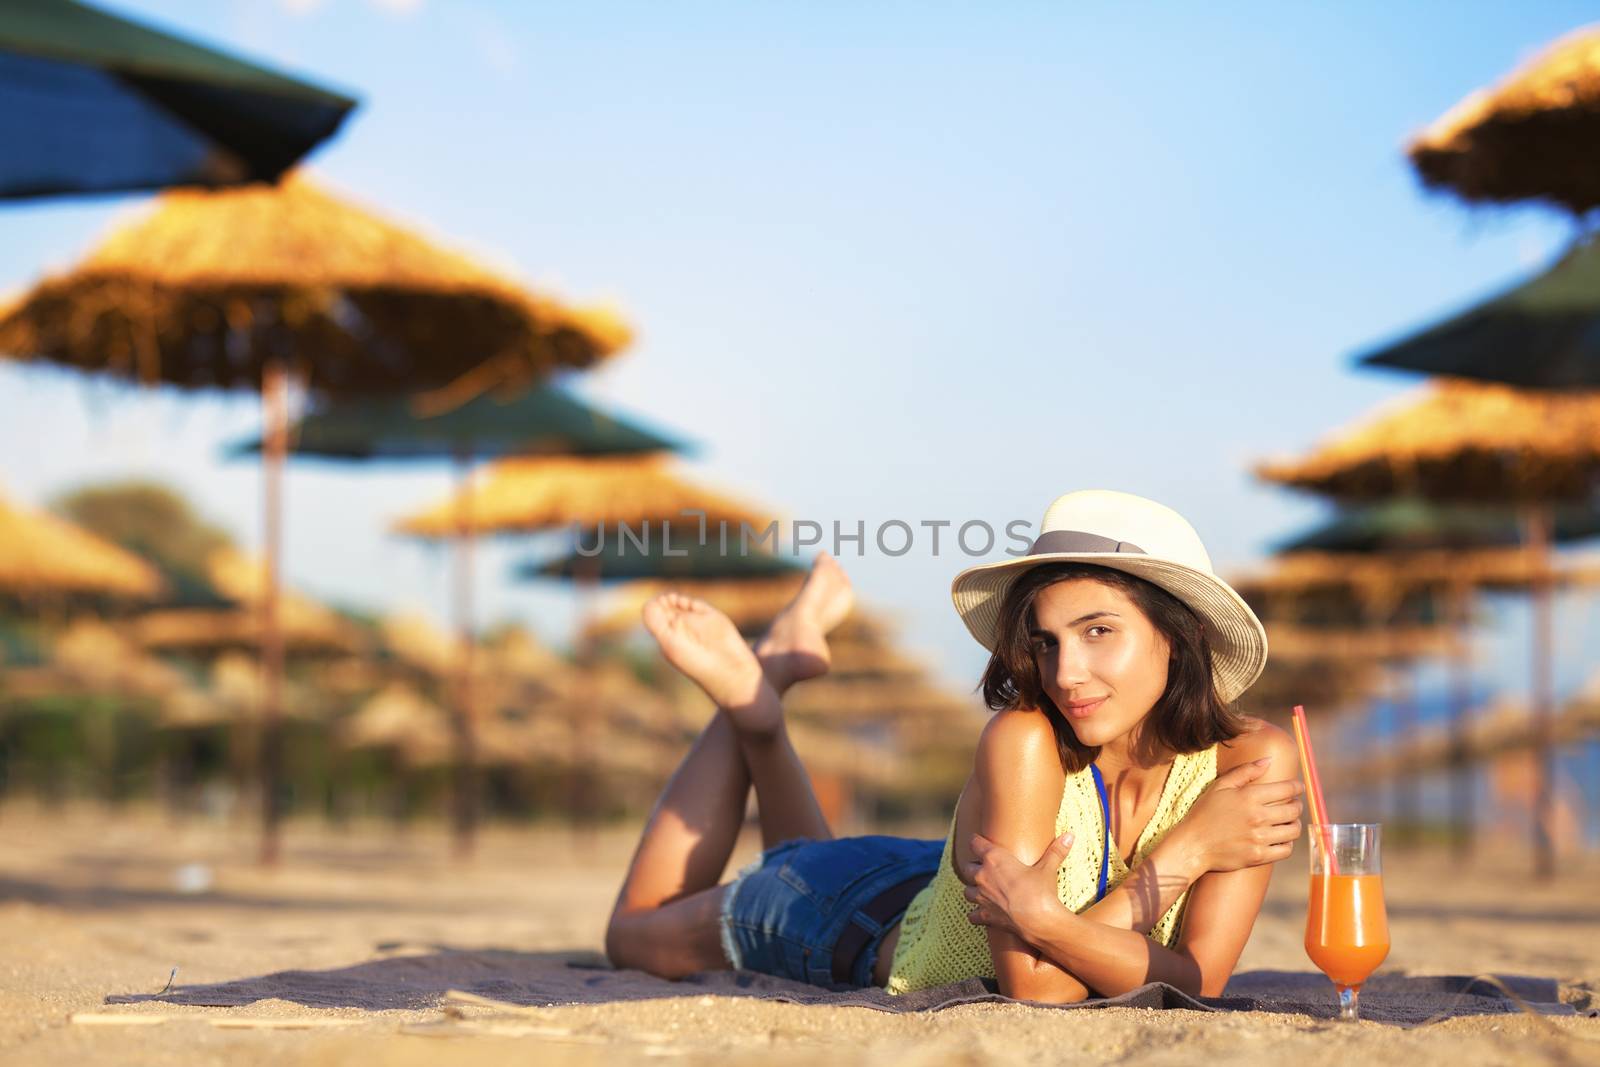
[1055,643,1091,689]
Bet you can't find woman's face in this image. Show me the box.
[1028,577,1170,751]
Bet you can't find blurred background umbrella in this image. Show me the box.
[225,385,687,463]
[1408,24,1600,217]
[0,487,164,603]
[522,536,804,583]
[0,0,356,200]
[1359,238,1600,389]
[224,384,686,857]
[1271,499,1600,853]
[1257,380,1600,876]
[0,174,630,864]
[394,454,770,542]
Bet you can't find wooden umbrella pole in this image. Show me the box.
[573,549,601,853]
[259,358,287,867]
[1524,505,1556,880]
[1394,659,1420,844]
[451,451,478,860]
[1448,579,1475,860]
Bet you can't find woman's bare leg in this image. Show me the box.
[606,556,853,973]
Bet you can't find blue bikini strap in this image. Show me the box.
[1089,763,1110,903]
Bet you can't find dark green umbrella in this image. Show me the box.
[224,383,687,858]
[521,536,804,583]
[1358,237,1600,389]
[225,385,689,463]
[1274,498,1600,555]
[0,0,355,200]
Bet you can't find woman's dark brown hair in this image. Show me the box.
[978,562,1244,773]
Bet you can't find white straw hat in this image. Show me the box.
[950,490,1268,702]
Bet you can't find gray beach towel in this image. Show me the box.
[110,947,1584,1027]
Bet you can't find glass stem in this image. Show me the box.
[1338,985,1359,1021]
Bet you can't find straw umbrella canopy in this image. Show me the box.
[1256,380,1600,875]
[0,489,163,601]
[1359,237,1600,390]
[0,618,196,708]
[1408,25,1600,216]
[1256,381,1600,503]
[0,174,629,863]
[0,174,629,395]
[0,0,355,200]
[377,612,460,681]
[394,454,772,542]
[340,682,454,768]
[130,548,364,657]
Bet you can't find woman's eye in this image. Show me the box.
[1085,625,1113,638]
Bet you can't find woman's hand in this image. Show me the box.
[961,831,1075,940]
[1174,756,1304,874]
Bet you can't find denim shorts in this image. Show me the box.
[719,834,943,988]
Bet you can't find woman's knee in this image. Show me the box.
[606,908,678,978]
[605,903,723,979]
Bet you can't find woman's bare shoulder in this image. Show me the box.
[1217,715,1297,774]
[970,709,1066,860]
[975,709,1062,780]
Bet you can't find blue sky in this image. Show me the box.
[2,1,1597,699]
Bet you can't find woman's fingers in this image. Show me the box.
[1244,779,1304,805]
[1257,798,1304,823]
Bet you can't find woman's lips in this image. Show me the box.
[1065,698,1106,719]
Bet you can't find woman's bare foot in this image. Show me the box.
[753,552,855,694]
[643,592,782,735]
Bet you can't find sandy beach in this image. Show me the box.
[0,804,1595,1066]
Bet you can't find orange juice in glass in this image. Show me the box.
[1305,823,1389,1021]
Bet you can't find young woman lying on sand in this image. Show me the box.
[606,490,1303,1002]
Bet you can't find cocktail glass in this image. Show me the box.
[1305,823,1389,1022]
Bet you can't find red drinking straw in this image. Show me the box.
[1292,704,1339,875]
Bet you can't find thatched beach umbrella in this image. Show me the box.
[0,175,629,395]
[341,682,454,766]
[0,0,355,200]
[0,174,629,863]
[131,548,364,658]
[1408,25,1600,216]
[394,454,771,542]
[1256,380,1600,875]
[0,489,163,601]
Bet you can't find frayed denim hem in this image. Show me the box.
[718,853,766,969]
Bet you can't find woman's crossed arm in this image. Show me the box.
[971,712,1301,1002]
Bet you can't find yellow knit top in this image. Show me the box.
[885,743,1219,994]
